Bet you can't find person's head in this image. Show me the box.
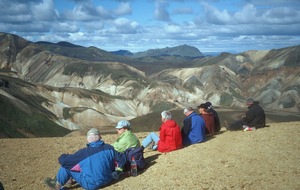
[86,128,101,143]
[115,120,131,135]
[183,107,193,116]
[161,110,172,122]
[205,102,212,110]
[246,98,254,106]
[197,103,208,114]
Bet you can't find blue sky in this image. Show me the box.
[1,0,300,53]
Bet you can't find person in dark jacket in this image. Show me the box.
[227,98,266,131]
[205,102,221,133]
[45,128,126,190]
[181,107,206,146]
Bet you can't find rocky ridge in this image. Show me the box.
[0,32,299,137]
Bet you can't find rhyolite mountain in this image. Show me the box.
[132,44,204,58]
[0,32,299,138]
[109,50,134,56]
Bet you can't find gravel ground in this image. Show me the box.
[0,121,299,190]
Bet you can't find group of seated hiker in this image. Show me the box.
[46,98,266,190]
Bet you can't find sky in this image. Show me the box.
[1,0,300,53]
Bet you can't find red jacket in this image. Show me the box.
[158,120,183,153]
[201,113,215,135]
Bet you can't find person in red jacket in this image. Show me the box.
[198,103,215,136]
[141,110,183,153]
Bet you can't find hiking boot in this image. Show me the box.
[44,177,58,189]
[64,178,76,188]
[44,177,65,190]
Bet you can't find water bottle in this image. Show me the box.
[130,156,138,176]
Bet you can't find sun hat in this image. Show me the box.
[115,120,131,129]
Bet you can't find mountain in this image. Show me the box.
[0,32,299,138]
[110,50,134,56]
[132,44,204,58]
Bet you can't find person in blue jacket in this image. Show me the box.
[45,128,125,190]
[181,107,206,146]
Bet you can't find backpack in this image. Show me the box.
[124,147,146,171]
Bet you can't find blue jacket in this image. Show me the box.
[181,112,206,146]
[58,140,125,188]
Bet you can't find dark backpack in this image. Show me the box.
[124,147,146,171]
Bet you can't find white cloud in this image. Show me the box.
[261,7,300,24]
[203,3,231,24]
[61,2,112,21]
[154,1,170,21]
[234,4,258,24]
[172,7,193,15]
[53,23,79,33]
[0,1,31,23]
[164,24,181,33]
[109,18,139,34]
[1,0,299,53]
[31,0,58,21]
[113,2,132,16]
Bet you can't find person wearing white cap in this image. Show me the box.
[45,128,126,190]
[112,120,141,153]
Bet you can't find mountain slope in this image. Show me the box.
[0,32,299,137]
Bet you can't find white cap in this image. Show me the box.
[115,120,131,129]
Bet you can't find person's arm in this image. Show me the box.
[159,124,166,142]
[242,108,256,124]
[181,117,191,136]
[58,148,87,169]
[113,134,130,153]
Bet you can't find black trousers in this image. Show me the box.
[228,120,244,131]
